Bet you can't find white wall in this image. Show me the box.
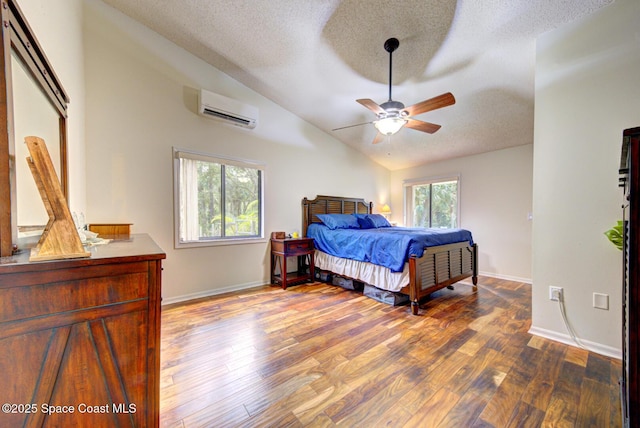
[531,0,640,357]
[390,144,533,282]
[83,0,389,302]
[19,0,86,216]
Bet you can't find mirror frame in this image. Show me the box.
[0,0,69,256]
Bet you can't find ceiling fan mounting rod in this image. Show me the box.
[384,38,399,102]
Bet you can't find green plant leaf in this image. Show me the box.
[604,220,624,251]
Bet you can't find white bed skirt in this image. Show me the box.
[314,250,410,293]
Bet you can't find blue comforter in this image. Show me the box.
[307,224,474,273]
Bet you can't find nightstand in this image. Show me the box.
[270,237,315,289]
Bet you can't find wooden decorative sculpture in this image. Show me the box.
[25,136,89,261]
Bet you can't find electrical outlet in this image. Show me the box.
[549,286,563,301]
[593,293,609,310]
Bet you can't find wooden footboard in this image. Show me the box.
[404,242,478,315]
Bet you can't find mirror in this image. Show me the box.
[13,50,61,230]
[0,0,69,255]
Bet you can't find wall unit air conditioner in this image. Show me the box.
[198,89,258,129]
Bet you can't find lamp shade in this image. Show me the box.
[374,117,406,135]
[381,204,391,214]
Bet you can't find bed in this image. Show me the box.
[302,195,478,315]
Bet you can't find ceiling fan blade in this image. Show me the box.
[356,99,386,116]
[405,119,441,134]
[403,92,456,117]
[332,121,373,131]
[372,132,385,144]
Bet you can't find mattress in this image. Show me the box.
[307,223,474,272]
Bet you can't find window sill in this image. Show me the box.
[175,236,267,249]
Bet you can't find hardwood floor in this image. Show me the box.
[159,276,622,427]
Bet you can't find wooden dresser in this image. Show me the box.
[0,234,165,427]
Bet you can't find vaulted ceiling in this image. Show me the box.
[101,0,614,170]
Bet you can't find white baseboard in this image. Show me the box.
[528,326,621,359]
[162,280,266,306]
[479,271,532,284]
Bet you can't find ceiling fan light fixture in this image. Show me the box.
[374,117,407,135]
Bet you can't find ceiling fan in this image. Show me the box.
[333,37,456,144]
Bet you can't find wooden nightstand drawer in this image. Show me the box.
[285,238,314,254]
[271,237,314,255]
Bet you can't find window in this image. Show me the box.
[404,175,459,228]
[174,148,264,247]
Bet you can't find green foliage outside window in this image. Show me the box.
[195,160,260,239]
[412,180,458,228]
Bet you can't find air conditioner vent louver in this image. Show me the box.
[202,108,252,126]
[198,89,258,129]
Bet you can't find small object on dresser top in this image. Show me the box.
[79,230,111,246]
[88,223,132,240]
[271,231,286,239]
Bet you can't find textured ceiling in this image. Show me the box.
[101,0,614,170]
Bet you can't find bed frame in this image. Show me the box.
[302,195,478,315]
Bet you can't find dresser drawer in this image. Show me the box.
[0,262,150,323]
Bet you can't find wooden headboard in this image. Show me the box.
[302,195,373,237]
